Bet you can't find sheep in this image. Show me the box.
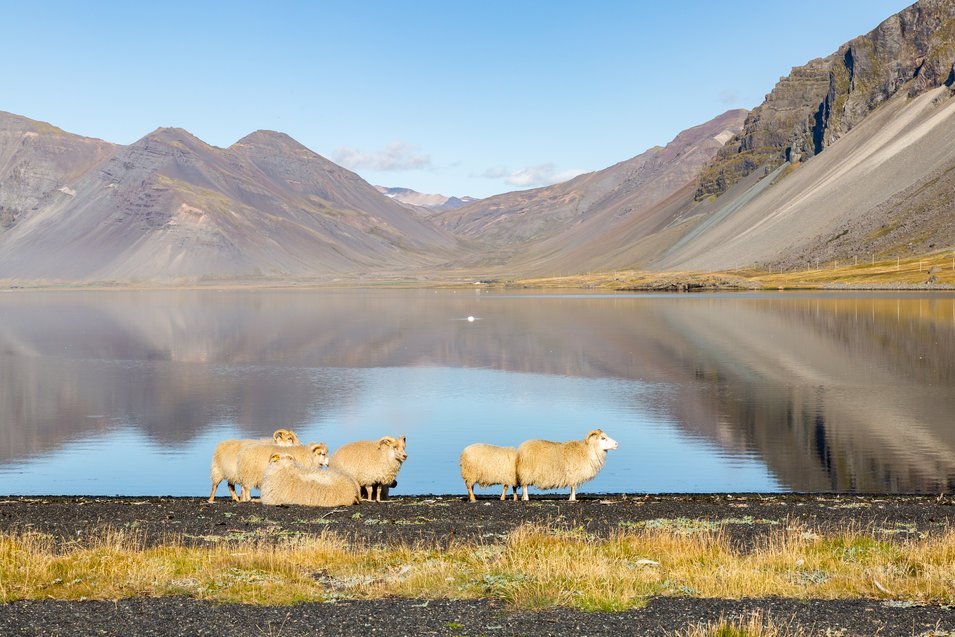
[459,443,518,502]
[329,435,407,502]
[516,429,618,501]
[235,441,328,502]
[260,454,360,507]
[208,428,301,503]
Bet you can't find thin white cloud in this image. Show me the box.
[719,89,741,105]
[504,163,587,187]
[333,141,432,171]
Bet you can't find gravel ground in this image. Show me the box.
[0,597,952,637]
[2,494,952,636]
[0,493,951,549]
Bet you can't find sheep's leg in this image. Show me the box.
[569,485,577,502]
[521,485,529,501]
[511,485,518,501]
[362,485,372,501]
[228,482,240,502]
[374,484,382,503]
[208,481,220,503]
[499,484,508,501]
[466,481,476,502]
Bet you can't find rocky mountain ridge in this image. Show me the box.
[697,0,955,199]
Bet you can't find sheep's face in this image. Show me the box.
[309,443,330,467]
[379,436,408,463]
[587,429,619,452]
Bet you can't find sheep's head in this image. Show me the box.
[268,453,295,469]
[586,429,618,452]
[309,443,330,467]
[378,436,408,463]
[272,429,301,446]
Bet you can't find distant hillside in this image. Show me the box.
[375,186,478,212]
[0,119,461,283]
[434,110,747,272]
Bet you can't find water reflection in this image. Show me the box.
[0,290,952,494]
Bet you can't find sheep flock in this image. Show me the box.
[209,429,617,506]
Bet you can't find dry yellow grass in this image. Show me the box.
[677,611,808,637]
[513,250,955,290]
[1,524,952,610]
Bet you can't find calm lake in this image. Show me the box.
[0,289,952,496]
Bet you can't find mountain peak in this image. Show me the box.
[231,129,308,151]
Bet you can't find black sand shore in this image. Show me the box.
[1,493,951,548]
[1,494,952,636]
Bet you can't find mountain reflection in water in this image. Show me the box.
[0,290,952,494]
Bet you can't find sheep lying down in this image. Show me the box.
[516,429,618,501]
[261,454,361,507]
[208,428,301,503]
[236,441,329,502]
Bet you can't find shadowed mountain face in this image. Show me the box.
[0,291,952,492]
[0,123,461,283]
[0,112,116,232]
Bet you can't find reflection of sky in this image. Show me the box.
[0,367,780,496]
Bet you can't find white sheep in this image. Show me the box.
[516,429,618,501]
[235,441,328,502]
[260,454,361,507]
[459,443,518,502]
[208,428,301,503]
[328,435,407,502]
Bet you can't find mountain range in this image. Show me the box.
[375,186,478,212]
[1,0,952,284]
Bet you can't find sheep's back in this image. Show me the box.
[237,443,319,488]
[329,441,397,486]
[460,444,518,487]
[517,439,595,489]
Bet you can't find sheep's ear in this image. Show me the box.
[310,443,327,455]
[377,436,391,448]
[269,454,281,463]
[399,435,406,447]
[272,429,287,442]
[586,429,603,441]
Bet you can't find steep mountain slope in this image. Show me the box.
[697,0,955,199]
[0,123,461,282]
[435,109,747,270]
[376,186,478,211]
[657,86,955,270]
[656,0,955,270]
[0,112,116,231]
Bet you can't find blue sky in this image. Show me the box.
[1,1,910,198]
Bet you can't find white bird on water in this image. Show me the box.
[467,316,476,322]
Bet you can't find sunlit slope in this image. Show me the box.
[655,87,955,271]
[435,110,747,271]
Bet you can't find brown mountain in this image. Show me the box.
[435,109,748,272]
[0,111,116,232]
[0,120,461,283]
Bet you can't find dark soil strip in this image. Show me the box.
[0,597,952,637]
[0,494,951,549]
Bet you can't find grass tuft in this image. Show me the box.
[1,524,953,610]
